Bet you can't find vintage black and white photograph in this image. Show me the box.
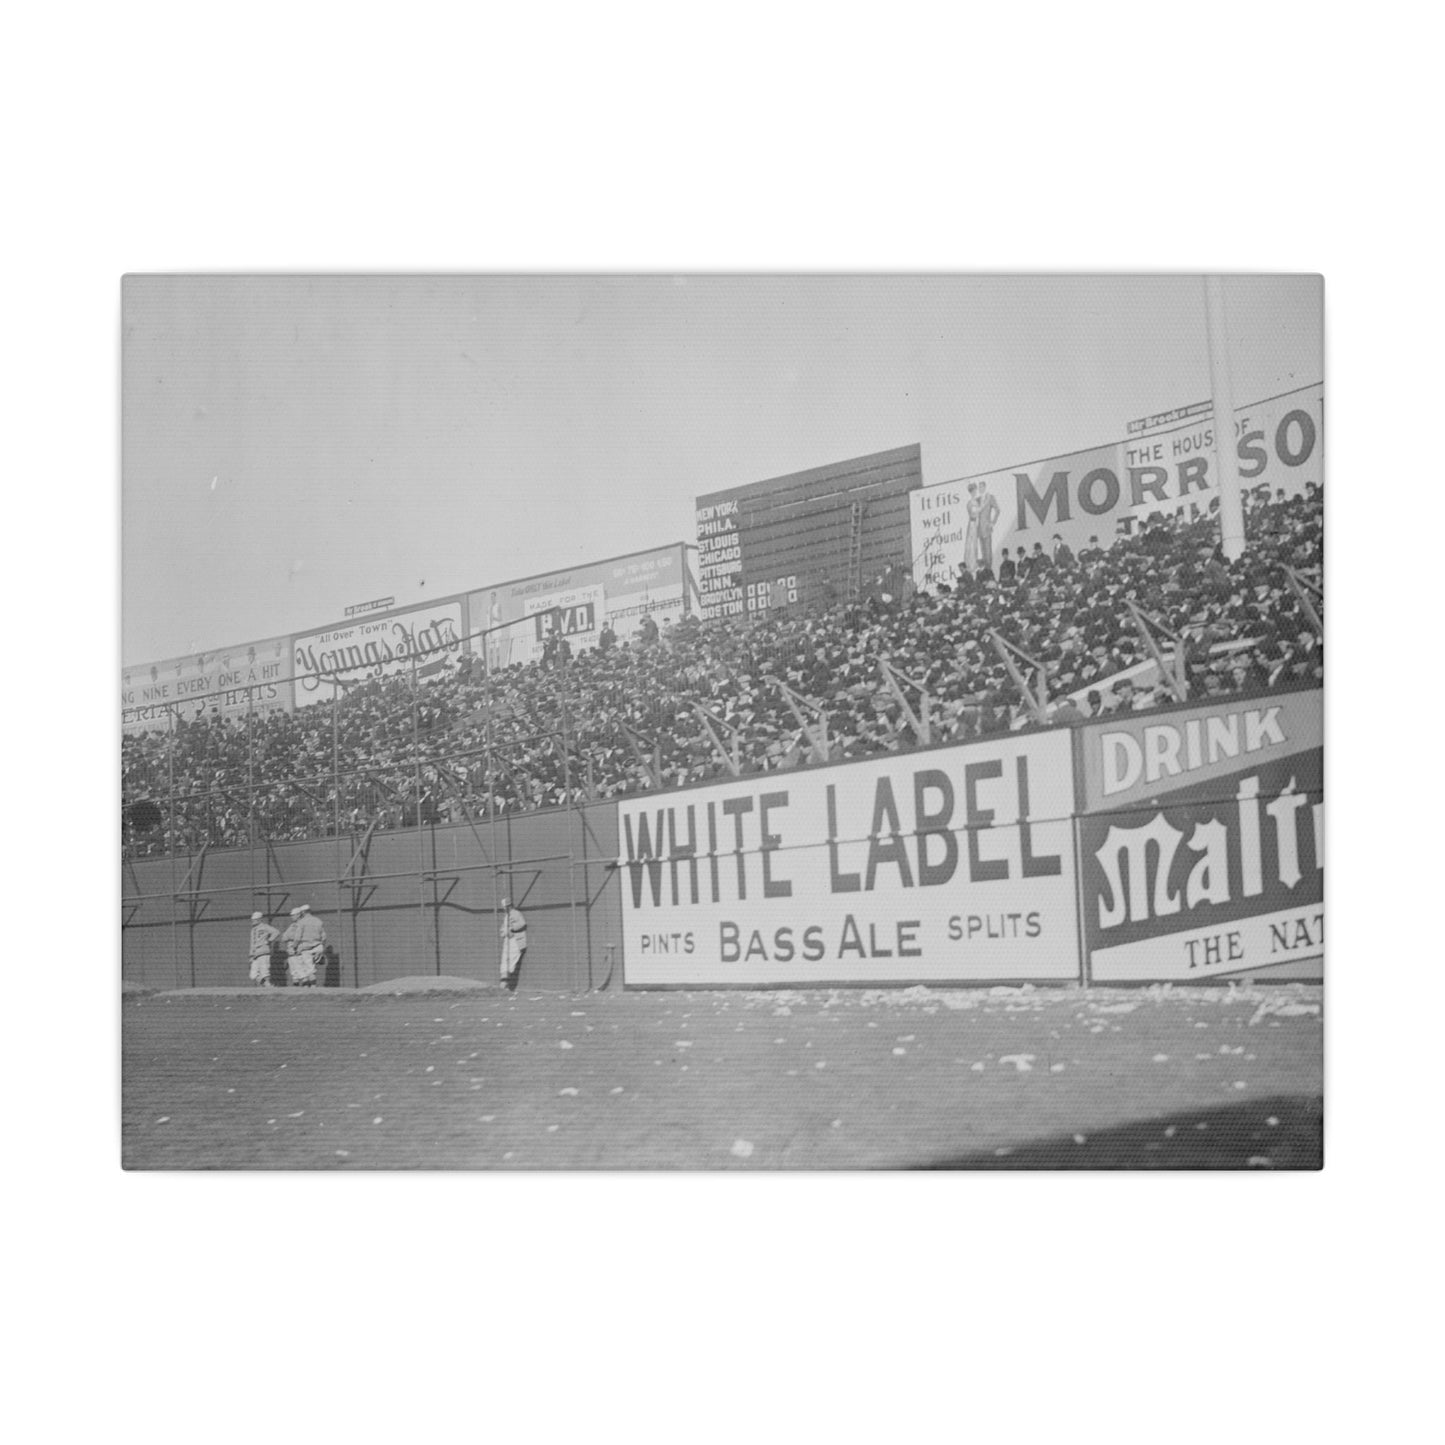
[121,274,1323,1169]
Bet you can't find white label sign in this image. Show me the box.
[619,732,1079,986]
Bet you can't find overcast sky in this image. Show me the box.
[122,274,1321,665]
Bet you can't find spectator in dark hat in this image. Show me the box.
[1227,652,1270,697]
[1110,678,1139,713]
[1051,695,1086,726]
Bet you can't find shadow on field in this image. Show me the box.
[915,1095,1322,1170]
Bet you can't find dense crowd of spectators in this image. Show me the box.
[123,486,1322,857]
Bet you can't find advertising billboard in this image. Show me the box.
[122,635,294,734]
[291,600,465,705]
[912,383,1323,591]
[1077,689,1323,982]
[619,730,1079,987]
[468,544,691,669]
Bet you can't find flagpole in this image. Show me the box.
[1205,275,1246,561]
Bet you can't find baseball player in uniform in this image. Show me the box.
[248,911,279,986]
[281,904,327,986]
[499,898,527,991]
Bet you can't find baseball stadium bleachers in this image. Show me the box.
[122,488,1322,858]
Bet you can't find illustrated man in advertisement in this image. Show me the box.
[974,481,1000,573]
[499,897,527,991]
[282,904,327,987]
[486,589,509,672]
[964,482,982,571]
[247,910,279,987]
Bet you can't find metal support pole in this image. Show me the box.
[247,686,256,912]
[1073,814,1090,987]
[556,647,580,990]
[332,681,344,985]
[1206,275,1246,561]
[486,643,500,970]
[333,682,341,841]
[412,651,431,973]
[557,628,572,803]
[167,704,179,985]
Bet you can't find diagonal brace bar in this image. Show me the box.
[1125,600,1190,702]
[878,658,932,745]
[690,700,742,778]
[1282,565,1324,639]
[766,675,832,764]
[989,631,1050,726]
[619,722,663,790]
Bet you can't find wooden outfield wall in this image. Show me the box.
[122,804,623,993]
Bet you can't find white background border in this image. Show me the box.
[11,3,1434,1440]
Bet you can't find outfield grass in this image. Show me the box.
[121,982,1322,1169]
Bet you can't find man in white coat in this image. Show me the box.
[499,897,527,991]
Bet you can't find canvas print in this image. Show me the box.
[121,275,1323,1169]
